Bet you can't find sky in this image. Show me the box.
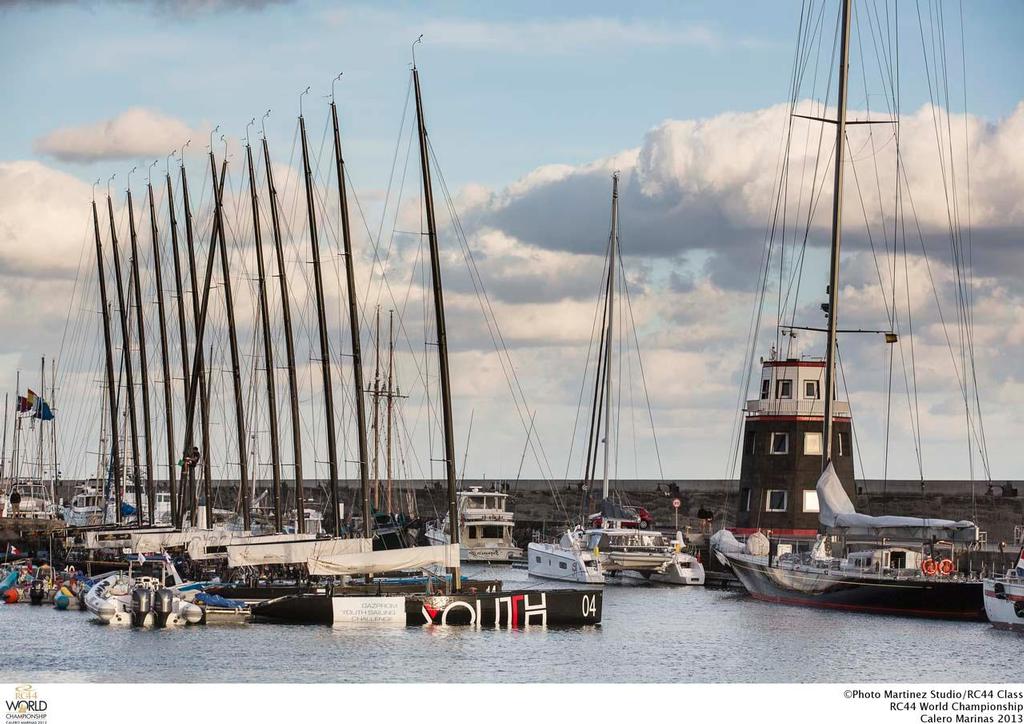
[0,0,1022,485]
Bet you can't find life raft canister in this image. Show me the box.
[938,558,955,576]
[920,558,938,576]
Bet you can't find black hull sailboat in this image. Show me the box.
[252,588,601,627]
[713,0,986,622]
[725,554,984,621]
[239,55,602,628]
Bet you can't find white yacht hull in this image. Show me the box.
[527,541,604,584]
[426,528,523,563]
[984,576,1024,631]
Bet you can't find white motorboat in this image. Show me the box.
[426,486,523,563]
[63,482,105,527]
[983,548,1024,632]
[528,529,604,584]
[583,525,705,586]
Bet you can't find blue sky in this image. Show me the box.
[1,0,1023,482]
[3,0,1022,190]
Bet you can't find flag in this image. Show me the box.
[15,396,31,414]
[1016,546,1024,576]
[8,545,21,557]
[34,400,54,421]
[26,389,54,421]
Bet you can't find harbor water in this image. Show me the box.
[1,565,1019,684]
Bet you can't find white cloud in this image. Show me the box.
[34,108,206,163]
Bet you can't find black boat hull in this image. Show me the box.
[724,553,985,621]
[252,589,602,627]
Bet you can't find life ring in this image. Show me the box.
[938,558,954,576]
[920,558,938,576]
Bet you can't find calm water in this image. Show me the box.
[1,565,1020,683]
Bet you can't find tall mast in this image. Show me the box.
[96,381,108,481]
[209,149,251,530]
[246,140,283,532]
[0,393,7,481]
[330,96,371,538]
[386,309,394,514]
[822,0,852,468]
[261,132,304,534]
[165,169,187,526]
[179,162,215,527]
[372,306,381,510]
[11,371,20,486]
[148,178,176,526]
[126,186,153,525]
[37,357,44,487]
[107,192,139,525]
[298,107,340,536]
[412,61,460,590]
[602,173,618,500]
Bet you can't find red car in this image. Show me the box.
[588,506,655,529]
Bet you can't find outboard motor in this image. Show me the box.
[153,588,174,628]
[130,587,153,628]
[29,579,45,606]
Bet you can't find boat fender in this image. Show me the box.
[938,559,954,576]
[920,558,938,576]
[4,588,18,604]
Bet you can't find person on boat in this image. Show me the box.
[184,446,202,472]
[8,487,20,517]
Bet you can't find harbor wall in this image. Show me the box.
[51,477,1024,546]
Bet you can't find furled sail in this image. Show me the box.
[816,463,978,543]
[225,536,371,567]
[306,544,461,576]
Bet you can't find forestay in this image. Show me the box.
[816,463,978,543]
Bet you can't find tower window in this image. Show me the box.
[803,432,822,456]
[766,490,788,512]
[770,432,789,455]
[745,431,757,455]
[804,380,820,399]
[760,379,770,400]
[740,488,751,512]
[802,490,820,513]
[838,431,851,456]
[776,379,793,399]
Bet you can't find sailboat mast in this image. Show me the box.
[107,193,138,525]
[165,171,187,526]
[386,309,394,514]
[148,180,175,526]
[37,357,44,488]
[602,173,618,500]
[261,134,303,534]
[11,371,20,486]
[298,111,340,536]
[209,150,251,530]
[126,188,153,525]
[822,0,852,467]
[0,393,7,481]
[246,142,283,532]
[372,306,381,510]
[330,99,371,538]
[179,162,215,527]
[412,63,460,589]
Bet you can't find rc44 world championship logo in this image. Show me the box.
[5,685,48,722]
